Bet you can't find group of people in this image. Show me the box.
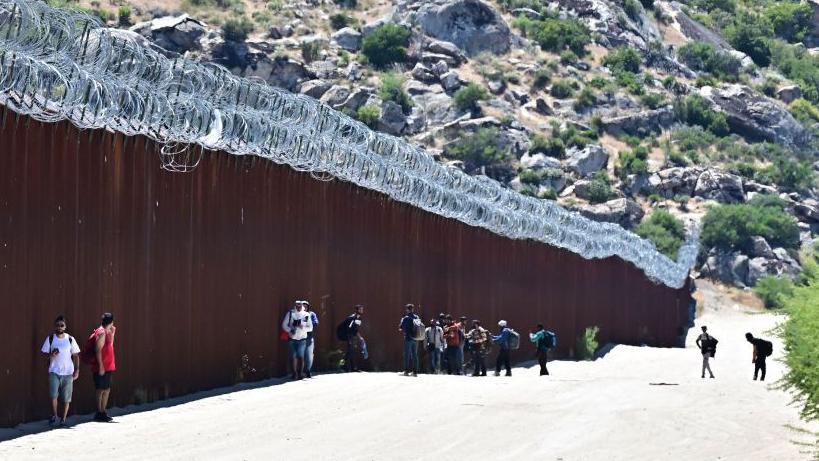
[695,325,773,381]
[39,313,117,426]
[399,304,554,377]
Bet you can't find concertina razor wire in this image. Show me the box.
[0,0,699,289]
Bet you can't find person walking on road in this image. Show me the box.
[40,315,80,426]
[398,304,420,376]
[529,324,551,376]
[492,320,513,377]
[745,332,772,381]
[695,326,717,379]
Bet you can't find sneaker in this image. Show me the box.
[480,372,487,376]
[59,418,68,427]
[710,375,715,379]
[48,416,58,426]
[403,371,410,376]
[505,372,512,377]
[412,372,417,377]
[305,371,312,379]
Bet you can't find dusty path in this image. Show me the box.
[2,282,816,460]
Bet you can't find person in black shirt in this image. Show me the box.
[344,305,365,372]
[745,332,768,381]
[695,325,716,379]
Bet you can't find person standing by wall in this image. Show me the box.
[85,313,116,422]
[40,315,80,426]
[492,320,512,377]
[398,304,420,376]
[282,301,311,380]
[443,317,463,375]
[424,319,444,374]
[339,305,365,372]
[466,320,488,377]
[457,316,467,375]
[304,301,319,377]
[529,324,551,376]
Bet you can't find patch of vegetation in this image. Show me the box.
[531,68,552,90]
[770,42,819,104]
[550,80,576,99]
[330,13,355,30]
[789,98,819,124]
[222,17,254,42]
[616,145,649,179]
[763,2,813,44]
[623,0,642,20]
[640,92,667,110]
[602,47,642,74]
[453,83,490,112]
[677,42,741,81]
[674,95,730,136]
[754,275,795,309]
[573,87,597,111]
[379,73,412,113]
[575,326,599,360]
[614,71,645,96]
[301,41,324,63]
[448,128,512,172]
[724,14,771,67]
[356,105,380,129]
[361,24,410,69]
[530,134,565,158]
[635,209,686,259]
[117,5,132,26]
[588,171,613,204]
[512,14,591,55]
[700,196,800,253]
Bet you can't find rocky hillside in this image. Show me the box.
[59,0,819,289]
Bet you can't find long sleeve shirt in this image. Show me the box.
[282,309,311,340]
[492,328,511,349]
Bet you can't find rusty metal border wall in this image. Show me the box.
[0,110,692,427]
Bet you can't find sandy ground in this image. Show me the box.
[2,283,817,460]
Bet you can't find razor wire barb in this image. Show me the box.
[0,0,699,288]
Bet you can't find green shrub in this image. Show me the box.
[532,68,552,89]
[589,76,610,90]
[222,17,254,42]
[573,87,597,111]
[763,3,813,43]
[379,73,412,113]
[530,134,565,158]
[640,92,666,109]
[539,188,558,200]
[623,0,642,20]
[117,5,132,26]
[677,42,741,81]
[448,128,511,171]
[330,13,354,30]
[700,201,800,253]
[301,41,323,63]
[616,146,649,179]
[356,105,380,128]
[550,80,575,98]
[575,326,599,360]
[771,42,819,104]
[725,16,771,67]
[453,83,489,111]
[754,276,795,309]
[560,50,579,65]
[635,209,686,259]
[513,15,591,55]
[674,95,730,136]
[588,172,613,204]
[615,71,645,95]
[361,24,410,68]
[755,156,815,191]
[602,47,642,74]
[693,0,735,13]
[789,98,819,124]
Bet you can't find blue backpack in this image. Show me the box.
[544,330,557,349]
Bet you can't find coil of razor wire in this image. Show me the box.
[0,0,699,288]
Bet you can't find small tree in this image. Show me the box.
[575,326,599,360]
[117,5,132,26]
[453,83,489,112]
[356,105,380,129]
[379,73,412,113]
[223,17,254,43]
[361,24,410,68]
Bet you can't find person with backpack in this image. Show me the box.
[695,325,716,379]
[424,319,444,374]
[745,332,772,381]
[443,316,463,375]
[82,312,116,422]
[282,301,312,380]
[398,304,420,376]
[338,305,364,372]
[40,315,80,426]
[304,301,319,376]
[466,320,488,377]
[529,324,553,376]
[492,320,513,377]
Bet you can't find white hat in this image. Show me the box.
[498,320,507,327]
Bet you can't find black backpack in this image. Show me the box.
[336,317,352,341]
[758,339,773,357]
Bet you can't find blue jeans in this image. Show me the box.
[289,339,307,359]
[446,346,460,374]
[403,339,418,373]
[428,347,441,373]
[456,345,465,374]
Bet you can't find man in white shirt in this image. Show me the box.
[282,301,312,380]
[40,315,80,426]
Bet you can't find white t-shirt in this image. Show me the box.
[40,334,80,375]
[282,310,312,340]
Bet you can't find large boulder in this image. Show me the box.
[377,101,407,135]
[647,167,704,198]
[795,198,819,222]
[520,152,562,170]
[574,198,645,229]
[749,236,775,259]
[425,40,467,65]
[564,145,609,177]
[699,250,750,287]
[699,85,812,149]
[412,0,511,55]
[693,169,745,203]
[299,79,333,99]
[130,14,206,54]
[747,250,802,286]
[331,27,362,51]
[212,43,311,91]
[411,92,459,125]
[600,107,675,137]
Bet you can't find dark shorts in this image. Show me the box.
[93,371,114,390]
